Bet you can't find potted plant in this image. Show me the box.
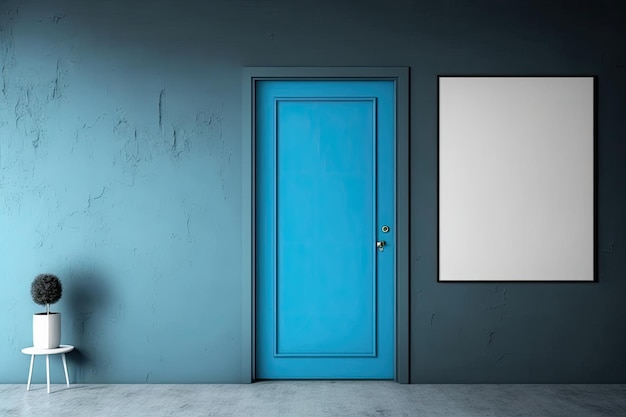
[31,273,63,349]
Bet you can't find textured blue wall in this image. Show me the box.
[0,0,243,383]
[1,0,625,383]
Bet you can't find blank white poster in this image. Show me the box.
[438,76,595,281]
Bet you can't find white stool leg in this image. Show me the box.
[62,353,70,387]
[26,355,34,391]
[46,354,50,394]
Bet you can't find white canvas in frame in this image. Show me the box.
[438,76,595,282]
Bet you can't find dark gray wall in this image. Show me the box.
[0,0,624,383]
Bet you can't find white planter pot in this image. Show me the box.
[33,312,61,349]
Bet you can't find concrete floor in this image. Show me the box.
[1,382,625,417]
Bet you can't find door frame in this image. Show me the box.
[241,67,410,383]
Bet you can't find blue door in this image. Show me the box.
[256,80,395,379]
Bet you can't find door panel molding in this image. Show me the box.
[242,67,410,383]
[264,82,383,372]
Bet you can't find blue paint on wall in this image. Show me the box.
[0,0,625,383]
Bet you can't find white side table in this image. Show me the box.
[21,345,74,393]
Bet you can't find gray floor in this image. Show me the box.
[1,382,625,417]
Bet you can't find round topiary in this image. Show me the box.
[31,274,62,313]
